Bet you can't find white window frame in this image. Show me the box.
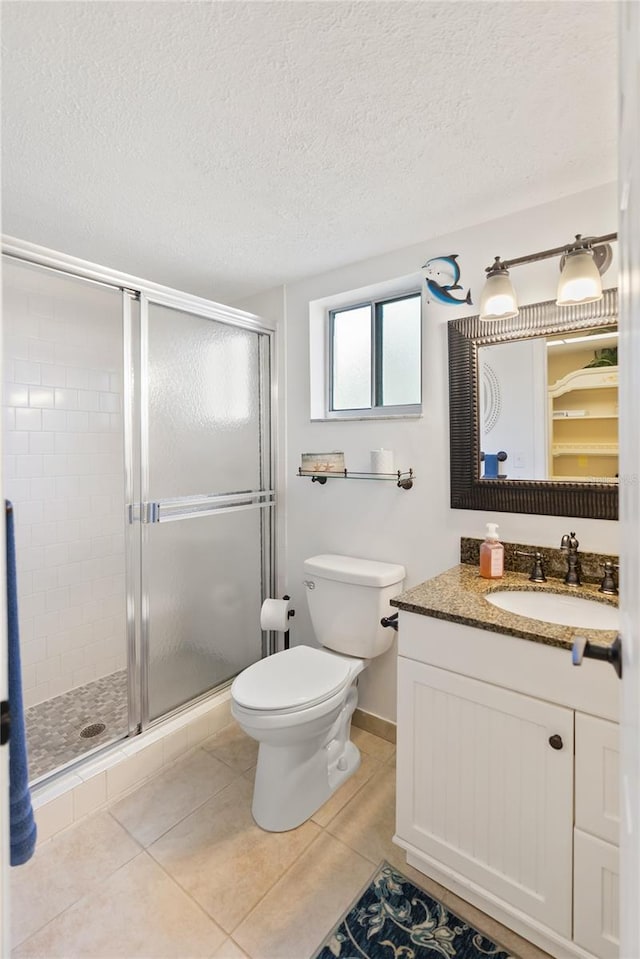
[325,290,422,420]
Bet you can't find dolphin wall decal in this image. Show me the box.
[422,254,473,306]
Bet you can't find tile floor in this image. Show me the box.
[26,671,129,781]
[11,721,552,959]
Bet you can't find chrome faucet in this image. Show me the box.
[560,531,581,586]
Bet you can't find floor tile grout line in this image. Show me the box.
[225,827,330,939]
[105,807,152,849]
[45,738,240,842]
[322,765,398,866]
[11,811,146,949]
[134,756,356,940]
[43,844,232,954]
[321,829,381,870]
[32,733,201,821]
[310,755,385,830]
[137,848,231,940]
[200,723,255,757]
[226,759,394,939]
[228,830,378,955]
[205,752,257,776]
[141,820,283,942]
[233,817,338,939]
[102,723,258,834]
[11,842,144,953]
[101,737,237,811]
[107,762,249,850]
[20,834,229,952]
[228,936,251,957]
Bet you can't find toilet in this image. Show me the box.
[231,553,405,831]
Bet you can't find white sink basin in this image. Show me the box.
[485,590,619,631]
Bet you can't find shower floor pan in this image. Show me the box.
[25,670,129,782]
[25,650,241,782]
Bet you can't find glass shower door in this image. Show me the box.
[140,298,274,723]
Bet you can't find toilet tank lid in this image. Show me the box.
[303,554,405,587]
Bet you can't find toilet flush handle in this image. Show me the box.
[302,580,316,589]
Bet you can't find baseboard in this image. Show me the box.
[352,708,396,744]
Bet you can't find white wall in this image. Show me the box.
[2,260,126,707]
[236,182,620,723]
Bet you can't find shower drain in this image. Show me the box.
[80,722,106,739]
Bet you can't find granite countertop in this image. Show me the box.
[390,564,618,650]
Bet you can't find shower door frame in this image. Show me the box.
[134,290,277,731]
[2,236,278,749]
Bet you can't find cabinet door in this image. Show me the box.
[396,659,574,937]
[574,829,619,959]
[575,712,620,845]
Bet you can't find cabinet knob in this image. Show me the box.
[548,734,563,750]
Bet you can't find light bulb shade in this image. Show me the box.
[479,270,518,321]
[556,248,603,306]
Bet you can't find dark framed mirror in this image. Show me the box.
[448,288,618,519]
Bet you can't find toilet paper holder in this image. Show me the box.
[261,595,295,651]
[283,594,295,649]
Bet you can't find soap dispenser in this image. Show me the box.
[479,523,504,579]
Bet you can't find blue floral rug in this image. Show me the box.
[312,862,517,959]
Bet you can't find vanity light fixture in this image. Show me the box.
[478,259,519,321]
[556,239,607,306]
[479,232,617,321]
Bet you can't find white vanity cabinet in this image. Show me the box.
[397,658,574,936]
[573,714,620,959]
[395,612,620,959]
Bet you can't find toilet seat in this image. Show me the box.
[231,646,357,713]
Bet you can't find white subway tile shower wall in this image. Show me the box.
[3,261,127,707]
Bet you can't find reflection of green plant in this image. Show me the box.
[584,347,617,368]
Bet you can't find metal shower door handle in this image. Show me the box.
[142,502,161,524]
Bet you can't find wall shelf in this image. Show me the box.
[548,365,618,480]
[552,444,619,458]
[297,467,414,490]
[552,413,618,421]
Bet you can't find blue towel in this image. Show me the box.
[6,502,37,865]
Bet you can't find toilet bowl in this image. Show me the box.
[231,554,405,831]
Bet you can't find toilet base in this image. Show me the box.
[251,737,361,832]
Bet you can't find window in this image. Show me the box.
[328,292,421,416]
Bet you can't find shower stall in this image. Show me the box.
[2,244,275,782]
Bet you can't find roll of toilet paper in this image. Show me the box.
[260,598,291,632]
[370,449,394,474]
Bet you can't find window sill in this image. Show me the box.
[311,410,423,423]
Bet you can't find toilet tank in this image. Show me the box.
[303,554,405,658]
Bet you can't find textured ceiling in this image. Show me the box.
[2,1,617,303]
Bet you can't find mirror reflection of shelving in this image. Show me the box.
[548,365,618,481]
